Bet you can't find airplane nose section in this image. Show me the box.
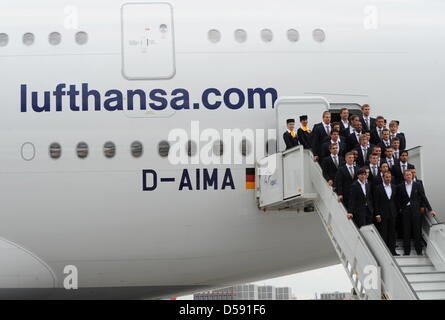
[0,237,56,289]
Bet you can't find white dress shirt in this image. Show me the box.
[383,183,392,199]
[405,182,413,205]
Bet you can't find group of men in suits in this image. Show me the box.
[282,104,436,256]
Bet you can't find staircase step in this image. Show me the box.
[395,256,431,266]
[406,272,445,282]
[416,290,445,300]
[401,265,436,273]
[411,281,445,291]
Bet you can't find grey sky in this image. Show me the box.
[178,264,352,300]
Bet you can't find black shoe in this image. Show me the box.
[416,251,423,256]
[404,253,411,256]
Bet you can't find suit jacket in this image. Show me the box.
[322,155,345,183]
[335,164,358,200]
[311,123,331,158]
[381,157,399,171]
[392,162,415,184]
[367,164,381,185]
[378,140,392,155]
[321,141,347,159]
[340,121,352,138]
[297,128,311,149]
[347,131,362,151]
[374,183,398,219]
[354,144,375,166]
[390,132,406,151]
[360,116,376,131]
[283,131,299,150]
[370,127,385,145]
[396,181,432,216]
[348,181,375,226]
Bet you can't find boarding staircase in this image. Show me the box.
[255,145,445,300]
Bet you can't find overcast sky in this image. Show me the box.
[178,264,352,300]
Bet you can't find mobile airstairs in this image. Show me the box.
[256,145,445,300]
[256,96,445,300]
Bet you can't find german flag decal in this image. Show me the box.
[246,168,255,190]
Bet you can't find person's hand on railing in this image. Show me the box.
[313,156,319,162]
[429,210,437,217]
[337,195,343,202]
[376,215,382,223]
[347,213,353,220]
[328,180,333,186]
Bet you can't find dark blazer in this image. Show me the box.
[360,116,376,131]
[367,164,381,185]
[391,132,406,151]
[283,131,299,150]
[396,181,432,216]
[374,183,398,219]
[353,144,375,167]
[297,128,311,149]
[347,131,362,151]
[322,155,345,183]
[381,157,399,171]
[348,181,375,227]
[335,164,358,202]
[321,141,347,159]
[378,140,392,155]
[311,123,331,158]
[340,121,352,138]
[392,162,415,184]
[370,127,385,145]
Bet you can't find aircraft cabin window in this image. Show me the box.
[213,140,224,156]
[76,142,89,159]
[103,141,116,159]
[23,33,35,46]
[187,140,197,157]
[49,143,62,159]
[0,33,8,47]
[241,139,251,157]
[75,31,88,45]
[234,29,247,43]
[287,29,299,42]
[131,141,143,158]
[48,32,62,46]
[158,140,170,158]
[208,29,221,43]
[313,28,326,43]
[261,29,273,43]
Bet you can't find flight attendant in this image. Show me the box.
[297,115,311,149]
[283,119,299,150]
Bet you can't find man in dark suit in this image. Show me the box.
[370,116,386,145]
[373,162,395,186]
[311,111,331,162]
[367,154,381,186]
[322,143,345,187]
[393,151,415,184]
[339,108,351,138]
[321,129,346,159]
[336,152,358,209]
[296,115,312,149]
[389,120,406,151]
[366,146,382,167]
[283,119,299,151]
[382,147,398,171]
[391,138,402,162]
[347,121,363,151]
[353,134,375,166]
[360,104,376,131]
[396,170,436,255]
[347,168,375,228]
[374,171,399,255]
[378,129,392,154]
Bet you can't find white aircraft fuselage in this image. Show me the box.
[0,0,443,298]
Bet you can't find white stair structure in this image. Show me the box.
[256,145,445,300]
[255,95,445,300]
